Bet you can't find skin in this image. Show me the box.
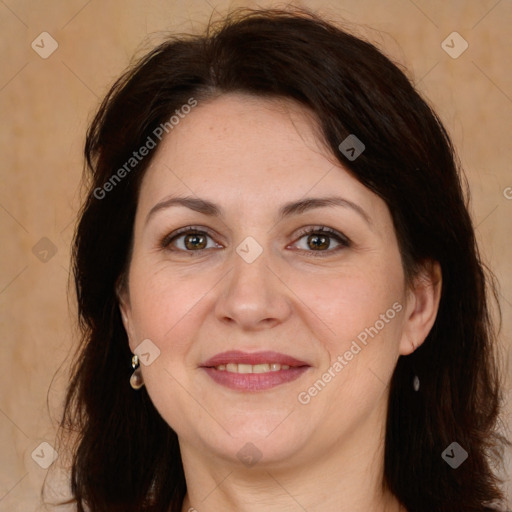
[119,93,442,512]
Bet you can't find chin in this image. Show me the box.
[200,418,313,468]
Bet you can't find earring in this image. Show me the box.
[413,374,420,392]
[130,354,144,390]
[410,341,420,392]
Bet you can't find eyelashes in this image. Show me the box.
[289,226,350,256]
[159,226,221,252]
[159,225,351,257]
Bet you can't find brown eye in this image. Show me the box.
[162,227,221,252]
[306,233,331,251]
[291,226,350,256]
[184,233,207,250]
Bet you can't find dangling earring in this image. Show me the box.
[130,354,144,390]
[410,341,420,392]
[413,374,420,392]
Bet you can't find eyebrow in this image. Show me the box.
[145,195,372,226]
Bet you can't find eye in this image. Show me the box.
[160,227,222,252]
[290,226,350,256]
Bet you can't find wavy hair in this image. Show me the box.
[57,8,508,512]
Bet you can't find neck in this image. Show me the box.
[180,470,404,512]
[178,399,405,512]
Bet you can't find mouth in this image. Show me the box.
[200,350,311,391]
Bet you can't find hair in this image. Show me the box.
[57,7,509,512]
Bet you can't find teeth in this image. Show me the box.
[238,364,252,374]
[214,363,292,373]
[253,363,270,373]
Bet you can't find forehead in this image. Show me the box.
[136,93,381,222]
[152,93,330,172]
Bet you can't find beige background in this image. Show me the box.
[0,0,511,510]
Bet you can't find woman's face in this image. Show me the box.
[120,93,428,469]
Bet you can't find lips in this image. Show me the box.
[200,350,310,391]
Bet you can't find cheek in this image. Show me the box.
[287,259,405,411]
[286,262,405,352]
[127,262,217,346]
[126,266,215,435]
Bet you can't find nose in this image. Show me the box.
[214,246,293,331]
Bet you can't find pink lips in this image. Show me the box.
[201,350,310,391]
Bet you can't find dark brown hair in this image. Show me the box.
[58,8,509,512]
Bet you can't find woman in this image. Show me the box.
[58,7,509,512]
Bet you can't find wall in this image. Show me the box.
[0,0,510,509]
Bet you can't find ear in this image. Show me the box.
[116,277,137,351]
[399,260,442,356]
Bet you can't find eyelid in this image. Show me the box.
[292,225,350,244]
[160,225,222,249]
[288,226,351,256]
